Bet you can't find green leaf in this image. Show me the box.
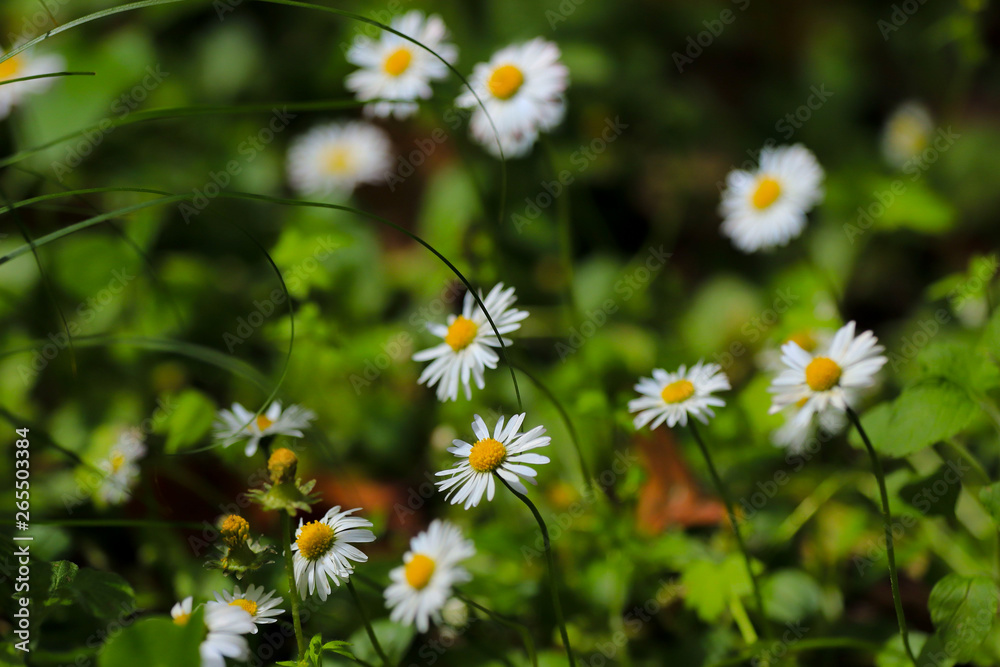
[852,381,979,457]
[159,389,217,453]
[912,343,1000,393]
[70,569,135,619]
[99,610,202,667]
[45,561,79,606]
[761,570,824,623]
[876,632,929,667]
[682,554,758,623]
[323,640,356,659]
[923,574,998,663]
[979,482,1000,528]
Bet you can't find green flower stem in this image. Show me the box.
[346,579,390,667]
[456,592,538,667]
[846,407,915,665]
[280,512,306,660]
[708,637,882,667]
[687,421,772,640]
[497,475,575,667]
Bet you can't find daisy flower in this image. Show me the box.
[719,143,824,253]
[0,46,64,120]
[384,520,475,632]
[629,361,730,430]
[455,38,569,158]
[769,321,887,424]
[881,101,933,168]
[213,401,315,457]
[346,10,458,119]
[286,121,392,197]
[412,283,528,402]
[96,427,146,505]
[212,584,284,633]
[436,413,550,509]
[291,506,376,601]
[171,597,255,667]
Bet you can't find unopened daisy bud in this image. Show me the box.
[220,514,250,547]
[268,448,298,484]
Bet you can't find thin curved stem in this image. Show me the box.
[456,591,538,667]
[280,513,306,659]
[846,407,916,665]
[687,421,772,640]
[346,579,390,667]
[496,475,575,667]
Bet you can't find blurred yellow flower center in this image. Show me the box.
[468,437,506,473]
[297,521,335,561]
[324,148,352,174]
[752,177,782,210]
[229,599,258,616]
[0,56,23,81]
[384,47,413,76]
[109,452,126,473]
[173,612,190,626]
[661,379,695,404]
[445,316,478,351]
[256,414,274,431]
[488,64,524,100]
[795,396,809,408]
[785,331,816,352]
[805,357,841,392]
[404,553,436,589]
[268,447,298,484]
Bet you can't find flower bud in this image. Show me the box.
[268,447,298,484]
[220,514,250,547]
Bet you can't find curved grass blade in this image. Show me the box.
[0,184,77,377]
[13,165,188,330]
[0,187,523,409]
[0,334,271,391]
[0,71,95,86]
[0,98,374,169]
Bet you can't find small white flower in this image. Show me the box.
[171,597,255,667]
[629,361,730,430]
[0,46,64,120]
[96,428,146,505]
[291,506,376,600]
[212,584,284,633]
[384,520,474,632]
[455,38,569,158]
[882,101,932,168]
[436,413,550,509]
[213,401,315,456]
[201,602,254,667]
[719,144,824,253]
[769,321,887,425]
[346,10,458,119]
[412,283,528,402]
[287,121,392,197]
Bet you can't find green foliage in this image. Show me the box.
[157,389,217,453]
[99,610,203,667]
[919,574,999,665]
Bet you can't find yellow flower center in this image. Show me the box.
[488,64,524,100]
[805,357,842,392]
[0,56,23,81]
[324,148,352,175]
[383,47,413,76]
[109,452,126,473]
[268,447,298,484]
[660,379,695,404]
[468,437,507,473]
[256,414,274,430]
[220,514,250,546]
[173,612,190,626]
[404,553,436,589]
[444,316,479,351]
[785,331,816,352]
[795,397,809,408]
[229,598,258,617]
[751,176,782,210]
[297,521,335,561]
